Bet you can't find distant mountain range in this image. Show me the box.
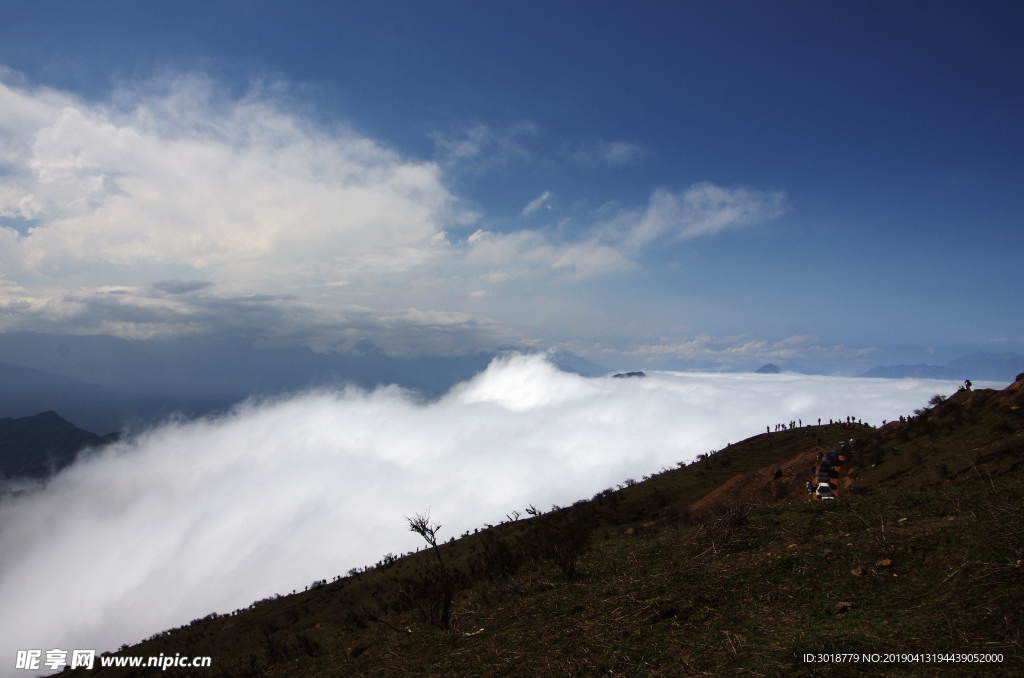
[0,360,237,436]
[755,363,782,374]
[0,332,498,434]
[0,411,118,480]
[0,332,608,434]
[860,351,1024,382]
[0,332,496,401]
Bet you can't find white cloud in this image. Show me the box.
[571,139,646,168]
[521,190,553,216]
[0,71,789,354]
[465,228,635,281]
[1,75,459,287]
[466,182,785,281]
[609,182,788,252]
[0,353,965,665]
[429,122,539,176]
[618,334,878,364]
[0,279,519,355]
[0,73,528,351]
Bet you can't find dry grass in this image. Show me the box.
[70,385,1024,678]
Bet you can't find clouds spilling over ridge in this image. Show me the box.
[0,354,966,663]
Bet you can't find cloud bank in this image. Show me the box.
[0,73,503,351]
[617,334,879,365]
[1,78,459,284]
[0,354,968,664]
[0,72,789,354]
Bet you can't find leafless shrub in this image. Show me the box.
[406,510,456,628]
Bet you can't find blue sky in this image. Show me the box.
[0,1,1021,372]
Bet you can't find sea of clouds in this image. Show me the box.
[0,354,990,666]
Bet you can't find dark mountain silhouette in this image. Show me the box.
[0,361,236,436]
[0,411,118,480]
[861,351,1024,382]
[755,363,781,373]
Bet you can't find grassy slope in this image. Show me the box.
[69,383,1024,677]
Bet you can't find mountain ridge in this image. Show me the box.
[0,410,119,480]
[65,375,1024,676]
[861,350,1024,382]
[0,360,236,436]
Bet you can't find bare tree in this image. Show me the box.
[406,510,455,628]
[407,511,442,550]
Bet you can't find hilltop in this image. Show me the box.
[64,376,1024,677]
[0,361,235,438]
[0,411,119,480]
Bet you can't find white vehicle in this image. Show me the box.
[816,482,835,500]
